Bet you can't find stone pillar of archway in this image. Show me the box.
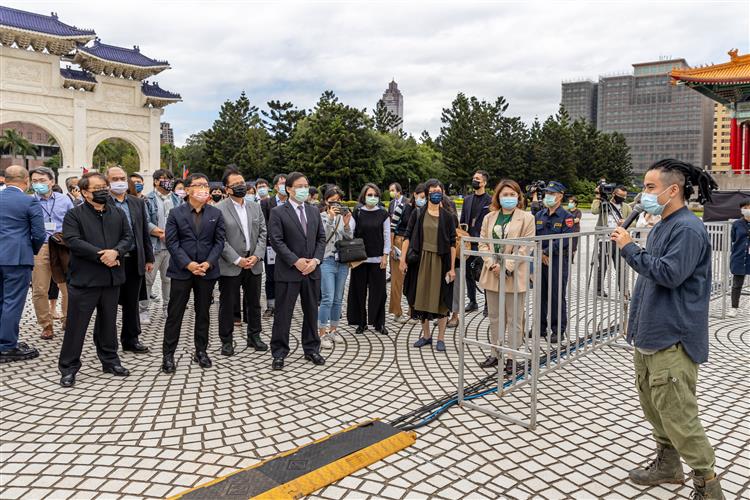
[142,107,164,194]
[56,97,89,184]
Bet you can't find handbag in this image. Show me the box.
[335,238,367,263]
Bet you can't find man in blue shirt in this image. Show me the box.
[612,159,723,499]
[29,167,74,340]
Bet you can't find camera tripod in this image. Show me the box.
[585,196,623,295]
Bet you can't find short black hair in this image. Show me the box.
[211,186,226,194]
[79,172,107,191]
[285,172,308,189]
[64,176,78,190]
[129,173,144,181]
[256,177,269,187]
[173,179,185,189]
[185,173,209,187]
[475,170,489,183]
[222,169,244,186]
[309,186,318,196]
[152,169,174,182]
[646,158,717,204]
[272,174,287,187]
[740,198,750,209]
[30,166,55,181]
[615,185,627,192]
[324,186,344,201]
[389,182,402,194]
[358,183,381,205]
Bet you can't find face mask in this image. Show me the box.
[32,183,50,195]
[211,194,223,202]
[365,196,379,207]
[159,180,173,191]
[613,194,625,204]
[110,181,128,195]
[741,208,750,218]
[90,189,110,205]
[415,197,426,208]
[257,187,268,197]
[389,191,398,200]
[192,190,210,203]
[134,183,144,193]
[543,194,557,208]
[277,184,287,196]
[567,202,576,210]
[230,184,247,198]
[0,182,5,187]
[641,187,671,215]
[472,180,481,190]
[293,187,309,203]
[174,189,186,198]
[429,192,443,205]
[245,194,257,203]
[500,197,518,210]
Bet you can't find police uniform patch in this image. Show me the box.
[554,223,562,228]
[536,220,543,225]
[565,218,574,228]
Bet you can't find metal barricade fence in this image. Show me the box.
[456,221,734,429]
[704,221,732,318]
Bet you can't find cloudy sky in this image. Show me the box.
[11,0,750,145]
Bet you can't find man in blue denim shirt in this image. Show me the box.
[611,159,723,500]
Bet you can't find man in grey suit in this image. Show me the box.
[217,170,268,356]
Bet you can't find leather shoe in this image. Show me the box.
[304,352,326,365]
[162,355,176,374]
[122,341,149,354]
[60,373,76,387]
[355,325,367,335]
[247,333,268,351]
[221,342,235,356]
[479,356,498,369]
[465,302,479,313]
[272,357,284,370]
[0,343,39,363]
[103,364,130,376]
[194,351,212,368]
[376,326,389,336]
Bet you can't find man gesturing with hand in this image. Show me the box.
[268,172,326,370]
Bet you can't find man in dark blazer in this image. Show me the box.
[104,167,154,353]
[460,169,492,312]
[268,172,326,370]
[260,173,287,318]
[0,166,46,363]
[162,173,225,373]
[59,172,134,387]
[217,170,267,356]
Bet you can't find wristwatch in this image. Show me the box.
[314,258,321,265]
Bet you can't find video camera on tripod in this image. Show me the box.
[525,180,547,202]
[596,179,617,197]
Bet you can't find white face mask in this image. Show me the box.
[742,208,750,218]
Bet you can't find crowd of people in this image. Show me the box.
[0,158,743,498]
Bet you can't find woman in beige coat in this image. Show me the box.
[477,179,535,372]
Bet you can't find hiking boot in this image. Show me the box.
[628,444,684,485]
[690,472,725,500]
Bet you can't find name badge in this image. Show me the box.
[45,222,56,231]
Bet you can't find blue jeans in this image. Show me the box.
[318,257,349,329]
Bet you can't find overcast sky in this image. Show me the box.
[11,0,750,145]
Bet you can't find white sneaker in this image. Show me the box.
[398,315,410,323]
[320,334,334,349]
[330,331,344,343]
[140,312,151,325]
[726,308,738,318]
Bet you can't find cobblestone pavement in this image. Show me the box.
[1,216,748,499]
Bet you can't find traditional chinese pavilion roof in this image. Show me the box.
[670,49,750,105]
[60,66,97,91]
[142,81,182,108]
[0,6,96,55]
[73,39,170,79]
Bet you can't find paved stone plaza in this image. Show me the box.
[1,216,748,500]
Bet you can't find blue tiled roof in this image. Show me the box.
[0,6,95,37]
[142,81,181,100]
[78,39,169,67]
[60,66,96,83]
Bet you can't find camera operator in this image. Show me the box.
[592,182,632,296]
[611,159,723,499]
[527,181,545,215]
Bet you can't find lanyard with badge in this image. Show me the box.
[38,194,57,232]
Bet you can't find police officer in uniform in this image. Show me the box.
[534,181,574,343]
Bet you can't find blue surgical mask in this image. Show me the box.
[293,187,309,203]
[429,192,443,205]
[641,188,671,215]
[278,184,287,196]
[567,202,576,210]
[257,187,268,197]
[135,183,144,193]
[366,196,379,207]
[543,194,557,207]
[500,197,518,210]
[32,183,50,195]
[245,194,257,203]
[415,197,426,207]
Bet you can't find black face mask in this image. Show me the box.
[472,180,481,190]
[613,194,625,204]
[159,180,173,192]
[230,184,247,198]
[90,189,110,205]
[212,194,223,202]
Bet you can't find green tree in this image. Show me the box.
[262,100,306,172]
[373,99,403,134]
[378,134,447,193]
[437,93,478,187]
[176,131,209,176]
[534,106,576,189]
[92,138,139,173]
[0,128,38,170]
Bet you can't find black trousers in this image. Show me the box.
[59,285,121,375]
[163,276,217,356]
[732,274,746,308]
[118,255,144,348]
[219,269,262,343]
[264,260,276,305]
[270,278,320,358]
[347,262,386,329]
[465,255,479,304]
[539,261,569,336]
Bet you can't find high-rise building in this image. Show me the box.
[712,103,731,171]
[561,58,714,175]
[561,80,598,124]
[160,122,174,146]
[381,80,404,132]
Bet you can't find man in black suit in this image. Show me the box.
[59,172,134,387]
[460,169,492,312]
[268,172,326,370]
[260,173,287,318]
[162,173,225,373]
[104,167,154,353]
